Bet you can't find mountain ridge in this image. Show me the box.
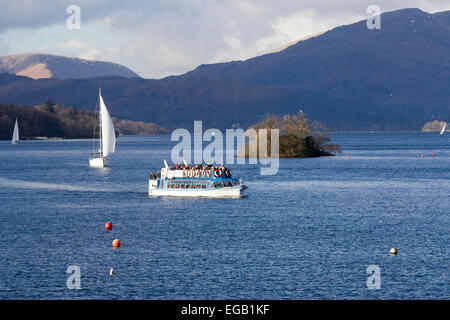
[0,53,139,79]
[0,8,448,131]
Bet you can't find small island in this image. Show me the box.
[239,110,341,158]
[0,100,167,140]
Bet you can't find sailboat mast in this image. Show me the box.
[99,88,103,155]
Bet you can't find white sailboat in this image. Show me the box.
[440,122,446,135]
[11,119,19,145]
[89,89,116,168]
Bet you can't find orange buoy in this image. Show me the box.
[105,222,113,230]
[112,239,121,248]
[431,153,436,156]
[421,154,425,158]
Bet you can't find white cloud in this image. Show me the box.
[52,39,119,62]
[77,48,103,61]
[56,39,87,50]
[210,8,366,63]
[0,38,9,56]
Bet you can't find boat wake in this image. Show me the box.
[0,177,114,193]
[248,178,450,190]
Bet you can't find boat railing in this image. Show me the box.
[89,152,103,159]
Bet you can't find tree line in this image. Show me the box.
[0,100,167,140]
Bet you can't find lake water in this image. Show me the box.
[0,132,448,299]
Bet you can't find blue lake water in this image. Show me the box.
[0,132,448,299]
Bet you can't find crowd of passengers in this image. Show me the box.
[171,163,226,171]
[149,163,230,180]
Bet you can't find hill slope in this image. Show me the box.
[183,8,450,129]
[0,8,448,131]
[0,53,139,79]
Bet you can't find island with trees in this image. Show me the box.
[239,110,341,158]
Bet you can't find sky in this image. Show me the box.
[0,0,449,78]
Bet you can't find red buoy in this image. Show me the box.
[348,155,351,159]
[421,154,425,158]
[105,222,112,230]
[112,239,121,248]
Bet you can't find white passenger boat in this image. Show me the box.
[149,161,247,197]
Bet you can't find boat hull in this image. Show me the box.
[148,183,245,198]
[89,157,109,168]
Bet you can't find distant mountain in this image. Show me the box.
[0,8,448,131]
[0,73,279,130]
[182,8,450,129]
[0,53,139,79]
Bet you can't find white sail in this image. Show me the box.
[440,122,446,135]
[11,119,19,145]
[99,93,116,157]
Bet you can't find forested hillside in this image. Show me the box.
[0,101,167,140]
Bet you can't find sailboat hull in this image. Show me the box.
[89,157,109,168]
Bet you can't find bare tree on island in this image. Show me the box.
[246,109,341,158]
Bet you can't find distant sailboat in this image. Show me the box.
[440,122,446,135]
[89,89,116,167]
[11,119,19,145]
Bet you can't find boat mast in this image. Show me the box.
[99,88,103,155]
